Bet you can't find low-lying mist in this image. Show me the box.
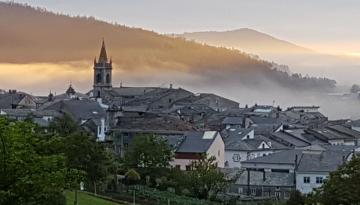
[0,62,359,120]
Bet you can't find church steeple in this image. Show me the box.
[93,39,113,98]
[98,39,108,63]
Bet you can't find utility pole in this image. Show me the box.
[74,190,78,205]
[133,189,136,205]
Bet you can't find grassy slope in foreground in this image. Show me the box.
[66,191,124,205]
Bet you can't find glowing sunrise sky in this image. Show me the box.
[10,0,360,55]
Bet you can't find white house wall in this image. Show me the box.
[206,133,225,168]
[296,172,328,194]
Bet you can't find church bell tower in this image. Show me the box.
[93,39,112,98]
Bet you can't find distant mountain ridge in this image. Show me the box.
[178,29,360,86]
[179,28,313,56]
[0,2,336,92]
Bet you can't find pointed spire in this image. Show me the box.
[98,38,108,62]
[66,83,76,96]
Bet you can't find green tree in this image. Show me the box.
[0,117,71,205]
[125,169,141,185]
[63,131,111,193]
[180,156,232,200]
[310,154,360,205]
[49,113,79,137]
[47,114,113,193]
[287,190,305,205]
[124,134,173,169]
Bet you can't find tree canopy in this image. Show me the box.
[308,154,360,205]
[175,156,233,200]
[124,134,173,169]
[0,114,114,204]
[0,117,69,205]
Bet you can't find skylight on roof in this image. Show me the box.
[203,131,216,139]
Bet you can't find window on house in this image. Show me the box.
[185,165,191,171]
[168,98,172,103]
[175,165,181,170]
[225,161,229,167]
[304,176,310,183]
[238,187,243,194]
[246,152,251,160]
[262,143,265,149]
[275,191,281,199]
[316,177,324,184]
[251,188,256,196]
[218,150,220,156]
[284,191,290,199]
[233,154,240,162]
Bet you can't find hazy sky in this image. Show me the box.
[11,0,360,55]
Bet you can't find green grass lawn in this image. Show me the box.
[66,191,125,205]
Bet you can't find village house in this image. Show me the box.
[295,147,351,194]
[0,90,37,109]
[222,128,288,168]
[110,128,225,170]
[171,131,225,170]
[305,125,360,145]
[283,106,328,128]
[40,98,108,141]
[228,144,358,199]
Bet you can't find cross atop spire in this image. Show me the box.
[98,38,108,62]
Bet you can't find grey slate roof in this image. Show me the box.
[41,99,105,121]
[114,114,196,131]
[271,131,310,147]
[303,125,360,143]
[297,150,351,172]
[223,128,254,151]
[236,170,295,187]
[327,125,360,139]
[244,135,287,150]
[249,116,282,125]
[0,92,32,109]
[222,117,244,125]
[110,87,159,97]
[0,109,61,118]
[223,129,287,151]
[242,149,303,165]
[176,131,218,153]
